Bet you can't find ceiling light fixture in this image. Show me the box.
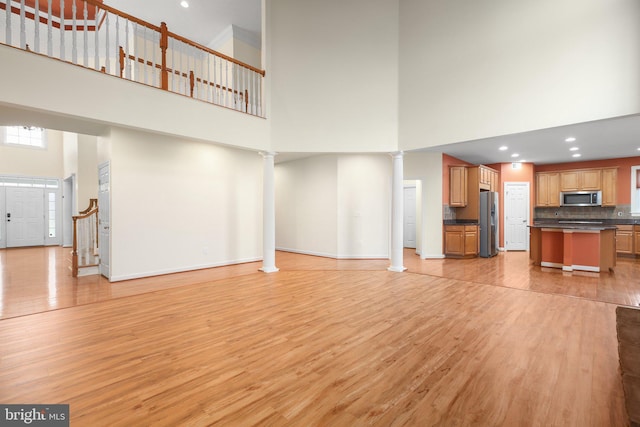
[180,1,189,8]
[511,153,519,158]
[572,153,581,158]
[565,137,576,142]
[569,147,579,151]
[499,146,508,151]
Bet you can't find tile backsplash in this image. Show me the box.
[443,204,456,221]
[535,204,634,220]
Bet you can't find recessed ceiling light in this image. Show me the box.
[572,153,581,158]
[511,153,519,158]
[180,1,189,8]
[499,146,508,151]
[565,137,576,142]
[569,147,579,151]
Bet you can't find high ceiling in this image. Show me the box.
[100,1,639,166]
[105,0,261,47]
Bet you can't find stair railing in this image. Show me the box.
[0,0,265,116]
[72,198,98,277]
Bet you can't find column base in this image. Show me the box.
[387,266,407,273]
[259,266,280,273]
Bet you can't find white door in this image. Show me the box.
[0,188,5,249]
[98,162,110,279]
[403,186,416,249]
[504,182,529,251]
[6,187,45,247]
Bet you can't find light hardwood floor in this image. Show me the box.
[0,247,637,425]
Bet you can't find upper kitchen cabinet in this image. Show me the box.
[560,169,602,192]
[601,167,618,207]
[449,166,468,207]
[455,165,499,220]
[536,172,560,207]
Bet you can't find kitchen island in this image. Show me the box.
[529,223,617,273]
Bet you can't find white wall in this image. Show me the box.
[77,134,99,209]
[0,44,269,152]
[267,0,399,153]
[275,155,338,257]
[107,127,263,281]
[275,154,390,259]
[0,128,64,178]
[405,152,444,258]
[337,155,390,258]
[399,0,640,150]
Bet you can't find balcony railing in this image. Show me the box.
[0,0,265,117]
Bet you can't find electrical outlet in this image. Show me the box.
[618,211,623,216]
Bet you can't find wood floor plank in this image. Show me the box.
[0,247,635,425]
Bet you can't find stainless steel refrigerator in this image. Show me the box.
[479,191,498,258]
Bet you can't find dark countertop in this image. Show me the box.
[533,218,640,226]
[529,223,617,231]
[444,219,479,225]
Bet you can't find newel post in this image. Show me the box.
[160,22,168,91]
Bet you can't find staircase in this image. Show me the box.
[71,198,99,277]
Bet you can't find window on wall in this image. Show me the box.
[2,126,46,148]
[631,166,640,215]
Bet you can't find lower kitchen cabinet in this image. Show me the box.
[444,224,479,258]
[616,225,634,255]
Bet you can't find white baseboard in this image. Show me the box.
[421,254,446,259]
[108,256,262,282]
[276,247,387,260]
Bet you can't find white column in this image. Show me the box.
[388,151,407,272]
[260,151,279,273]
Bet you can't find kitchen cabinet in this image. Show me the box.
[449,166,468,207]
[635,226,640,255]
[560,169,602,192]
[479,166,498,191]
[616,225,634,255]
[444,224,479,258]
[455,165,499,221]
[601,167,618,206]
[536,172,560,207]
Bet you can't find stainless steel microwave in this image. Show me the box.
[560,191,602,207]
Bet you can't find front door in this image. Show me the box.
[98,162,111,279]
[504,182,529,251]
[6,187,45,247]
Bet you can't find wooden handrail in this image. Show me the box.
[167,30,266,76]
[82,0,160,32]
[78,198,97,215]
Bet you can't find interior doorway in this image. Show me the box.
[403,184,417,249]
[504,182,530,251]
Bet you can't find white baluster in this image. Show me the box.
[20,0,26,49]
[211,55,218,104]
[34,0,40,52]
[115,15,119,75]
[244,67,248,113]
[207,53,211,102]
[94,4,99,70]
[258,72,262,117]
[82,0,88,66]
[225,59,229,107]
[125,19,131,79]
[71,0,77,63]
[142,26,147,84]
[5,0,11,46]
[152,30,157,87]
[133,23,138,81]
[104,12,110,73]
[59,0,64,60]
[170,38,175,91]
[47,0,52,56]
